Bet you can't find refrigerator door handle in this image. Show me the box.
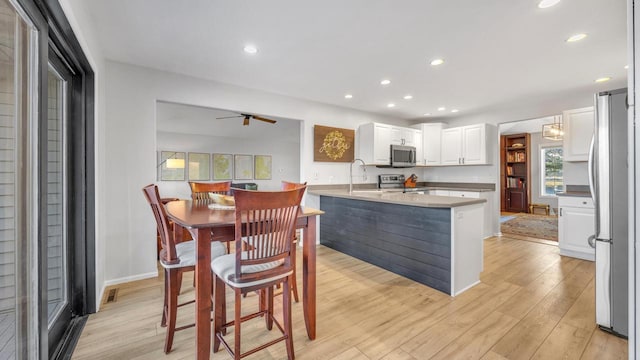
[588,135,596,204]
[587,234,596,248]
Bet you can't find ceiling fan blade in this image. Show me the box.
[243,116,250,126]
[216,115,243,119]
[252,115,277,124]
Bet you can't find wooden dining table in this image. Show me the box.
[164,200,324,360]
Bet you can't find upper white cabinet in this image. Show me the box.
[357,123,421,165]
[563,107,594,162]
[440,124,491,165]
[419,123,444,165]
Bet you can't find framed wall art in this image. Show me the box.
[188,152,210,181]
[158,151,186,181]
[254,155,272,180]
[212,153,233,180]
[234,154,253,180]
[314,125,355,162]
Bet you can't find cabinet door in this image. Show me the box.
[412,129,423,165]
[390,126,404,145]
[462,124,486,164]
[506,189,527,212]
[559,206,595,260]
[441,128,462,165]
[563,107,594,161]
[373,124,392,164]
[422,124,443,165]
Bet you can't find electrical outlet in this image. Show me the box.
[313,172,319,180]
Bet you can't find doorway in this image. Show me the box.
[498,118,561,243]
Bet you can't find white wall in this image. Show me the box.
[156,131,301,198]
[102,60,409,285]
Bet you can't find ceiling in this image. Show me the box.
[156,102,300,140]
[85,0,627,121]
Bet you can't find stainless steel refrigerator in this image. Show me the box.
[589,88,628,337]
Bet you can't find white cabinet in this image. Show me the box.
[427,189,493,239]
[558,196,595,261]
[391,126,417,146]
[563,107,594,162]
[441,127,463,165]
[419,123,444,165]
[357,123,422,165]
[440,124,491,165]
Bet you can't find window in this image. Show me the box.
[541,146,564,196]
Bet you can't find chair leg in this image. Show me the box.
[283,278,294,360]
[213,275,226,352]
[290,242,299,303]
[265,286,273,330]
[234,289,242,360]
[165,269,179,354]
[161,268,168,327]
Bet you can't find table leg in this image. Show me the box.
[302,216,317,340]
[194,228,212,360]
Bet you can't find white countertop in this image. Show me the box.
[309,189,487,208]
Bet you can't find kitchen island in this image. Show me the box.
[309,189,485,296]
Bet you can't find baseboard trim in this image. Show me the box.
[103,271,158,287]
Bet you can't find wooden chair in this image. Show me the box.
[142,184,227,353]
[211,187,306,360]
[188,181,231,200]
[280,181,307,302]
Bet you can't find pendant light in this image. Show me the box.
[542,115,564,140]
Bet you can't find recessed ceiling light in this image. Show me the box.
[595,77,611,83]
[423,113,432,116]
[430,59,445,66]
[451,109,459,113]
[566,33,587,42]
[538,0,560,9]
[437,107,446,111]
[625,65,629,69]
[243,45,258,54]
[404,95,413,100]
[344,94,353,99]
[380,79,391,85]
[387,103,396,108]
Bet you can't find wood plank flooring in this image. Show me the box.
[72,236,628,359]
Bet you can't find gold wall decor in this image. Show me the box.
[314,125,354,162]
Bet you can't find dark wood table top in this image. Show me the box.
[165,199,324,228]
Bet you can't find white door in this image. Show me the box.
[441,128,462,165]
[422,123,443,165]
[558,206,595,260]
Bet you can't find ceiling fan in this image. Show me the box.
[216,113,277,126]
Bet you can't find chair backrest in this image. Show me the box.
[142,184,180,265]
[281,180,307,191]
[189,181,231,200]
[231,187,306,283]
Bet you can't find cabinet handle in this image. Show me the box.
[559,208,563,216]
[462,157,465,164]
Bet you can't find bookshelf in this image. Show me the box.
[500,133,531,212]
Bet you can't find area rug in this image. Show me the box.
[501,213,558,241]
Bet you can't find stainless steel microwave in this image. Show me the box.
[390,144,416,167]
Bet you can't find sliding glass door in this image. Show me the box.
[0,0,95,358]
[0,0,40,358]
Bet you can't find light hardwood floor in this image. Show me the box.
[73,236,628,359]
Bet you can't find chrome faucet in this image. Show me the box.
[349,158,366,194]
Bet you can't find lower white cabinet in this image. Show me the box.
[558,196,595,261]
[429,190,493,239]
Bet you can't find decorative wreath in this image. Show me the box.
[319,130,351,160]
